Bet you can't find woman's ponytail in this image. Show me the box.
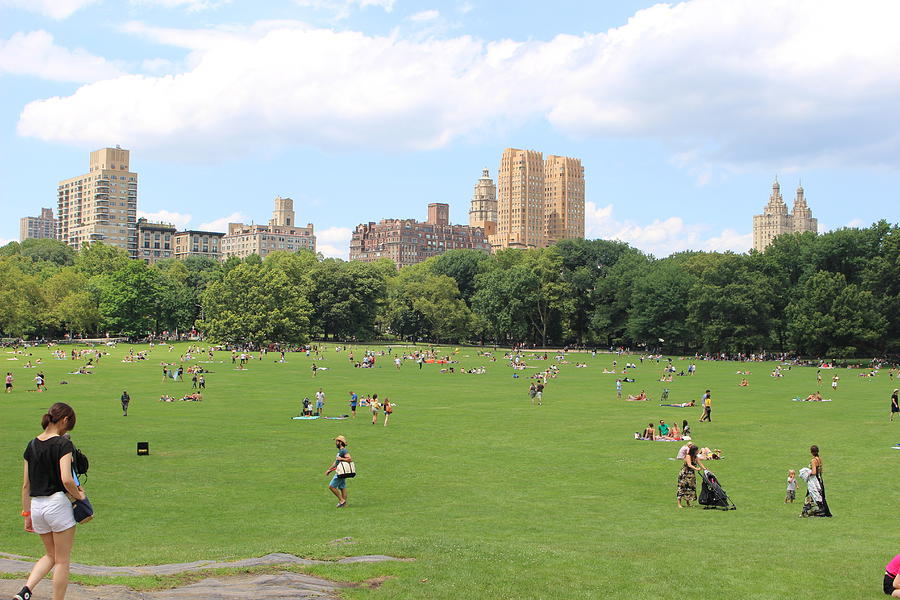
[41,402,77,431]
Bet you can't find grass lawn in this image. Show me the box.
[1,343,898,599]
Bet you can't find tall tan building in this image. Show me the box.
[221,196,315,259]
[544,155,585,245]
[491,148,546,250]
[489,148,584,251]
[469,168,497,237]
[57,147,138,258]
[19,208,56,241]
[752,178,818,252]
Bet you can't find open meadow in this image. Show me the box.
[1,343,898,599]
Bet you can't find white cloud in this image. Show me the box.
[141,57,177,74]
[315,226,352,259]
[131,0,230,11]
[585,201,752,257]
[0,31,123,83]
[409,9,439,22]
[0,238,16,247]
[1,0,99,19]
[137,209,192,229]
[293,0,395,19]
[198,212,248,232]
[18,1,900,169]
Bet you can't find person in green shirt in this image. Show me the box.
[658,420,670,437]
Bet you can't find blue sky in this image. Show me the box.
[1,0,897,258]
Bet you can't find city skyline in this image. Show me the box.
[2,1,899,259]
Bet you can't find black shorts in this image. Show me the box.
[5,383,11,389]
[892,405,899,413]
[885,572,896,595]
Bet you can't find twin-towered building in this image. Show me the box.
[350,147,586,268]
[752,178,818,252]
[471,148,585,251]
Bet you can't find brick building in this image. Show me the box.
[349,203,490,269]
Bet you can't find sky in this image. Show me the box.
[1,0,898,259]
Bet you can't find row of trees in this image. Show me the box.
[1,220,897,356]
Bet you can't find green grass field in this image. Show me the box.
[1,343,898,599]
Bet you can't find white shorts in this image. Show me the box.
[30,492,76,534]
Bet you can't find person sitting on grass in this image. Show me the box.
[639,423,655,440]
[669,421,682,440]
[739,378,749,387]
[803,391,824,401]
[658,420,670,437]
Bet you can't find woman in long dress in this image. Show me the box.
[802,444,832,517]
[677,445,705,508]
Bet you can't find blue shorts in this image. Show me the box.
[329,476,346,489]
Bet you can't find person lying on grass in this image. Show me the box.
[660,400,695,407]
[626,390,647,401]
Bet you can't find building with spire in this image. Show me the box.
[469,168,497,237]
[752,178,818,252]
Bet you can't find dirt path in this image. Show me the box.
[0,552,407,599]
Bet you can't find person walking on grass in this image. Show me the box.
[349,391,358,418]
[785,469,796,503]
[616,378,622,399]
[120,391,130,417]
[14,402,87,600]
[529,382,537,405]
[6,372,14,393]
[891,389,899,422]
[198,375,205,390]
[315,388,325,416]
[698,390,712,422]
[325,436,352,508]
[383,398,393,426]
[370,393,380,425]
[535,382,544,406]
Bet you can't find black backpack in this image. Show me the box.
[72,446,89,479]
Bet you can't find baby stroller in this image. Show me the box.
[698,470,736,510]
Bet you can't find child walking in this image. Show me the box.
[785,469,797,503]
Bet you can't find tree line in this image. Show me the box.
[0,220,897,357]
